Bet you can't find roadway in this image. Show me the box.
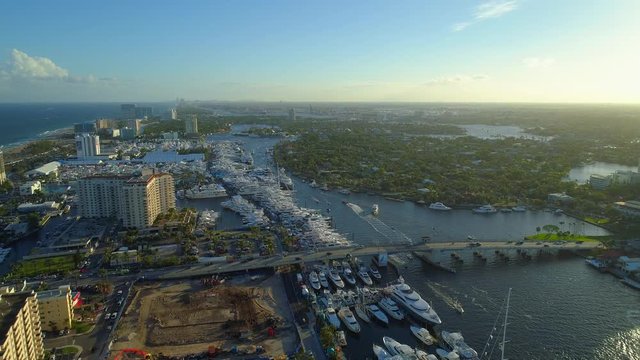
[158,240,602,279]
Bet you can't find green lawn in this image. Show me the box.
[71,320,92,334]
[584,217,610,225]
[525,233,603,242]
[7,255,76,279]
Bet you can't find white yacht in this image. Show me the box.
[369,264,382,280]
[309,271,321,291]
[441,331,478,359]
[185,184,228,199]
[472,204,497,214]
[378,297,404,320]
[338,307,361,333]
[329,268,345,288]
[429,202,452,211]
[373,344,391,360]
[357,267,373,285]
[342,261,357,286]
[367,304,389,325]
[410,325,436,346]
[416,349,438,360]
[318,271,330,288]
[389,279,441,325]
[512,205,527,212]
[383,337,418,359]
[372,204,379,215]
[436,348,461,360]
[355,304,371,323]
[325,307,341,329]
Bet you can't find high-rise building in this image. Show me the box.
[95,118,115,129]
[73,122,97,134]
[0,150,6,184]
[38,285,75,332]
[78,172,175,229]
[120,127,137,140]
[128,119,142,135]
[170,108,178,120]
[0,293,45,360]
[135,106,153,119]
[75,133,101,158]
[121,104,136,119]
[288,108,296,121]
[184,114,198,134]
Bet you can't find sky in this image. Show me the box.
[0,0,639,103]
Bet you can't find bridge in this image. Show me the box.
[158,240,602,280]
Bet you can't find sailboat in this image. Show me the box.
[480,288,513,360]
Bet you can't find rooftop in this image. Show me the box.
[0,293,31,340]
[38,285,71,300]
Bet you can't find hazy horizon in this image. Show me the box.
[1,0,639,103]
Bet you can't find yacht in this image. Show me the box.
[367,304,389,325]
[318,271,330,288]
[410,325,436,346]
[357,267,374,285]
[389,279,441,324]
[373,344,392,360]
[355,304,371,323]
[185,184,228,199]
[325,307,341,329]
[436,348,461,360]
[472,205,497,214]
[416,349,438,360]
[441,331,479,359]
[369,264,382,280]
[372,204,379,215]
[383,336,418,359]
[378,297,404,320]
[429,202,452,211]
[342,262,357,286]
[329,268,345,288]
[338,307,361,333]
[309,271,321,291]
[512,205,527,212]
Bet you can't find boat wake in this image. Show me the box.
[427,282,465,313]
[345,202,413,245]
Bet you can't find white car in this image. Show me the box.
[104,313,111,320]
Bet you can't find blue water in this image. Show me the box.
[0,103,171,147]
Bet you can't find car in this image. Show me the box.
[107,325,112,331]
[117,290,123,295]
[105,313,111,320]
[544,244,550,247]
[111,312,118,318]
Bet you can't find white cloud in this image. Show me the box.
[2,49,111,84]
[452,1,518,31]
[424,74,489,85]
[523,57,556,68]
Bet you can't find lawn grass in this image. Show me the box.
[7,255,76,279]
[71,320,92,334]
[584,216,610,225]
[525,233,603,242]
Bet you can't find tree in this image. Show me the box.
[319,324,335,349]
[26,213,40,229]
[73,250,83,269]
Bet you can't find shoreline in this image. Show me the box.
[1,126,73,161]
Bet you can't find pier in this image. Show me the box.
[159,240,602,279]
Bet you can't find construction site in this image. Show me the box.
[110,275,298,359]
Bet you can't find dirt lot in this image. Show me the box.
[111,274,298,358]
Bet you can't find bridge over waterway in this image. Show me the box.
[158,240,602,279]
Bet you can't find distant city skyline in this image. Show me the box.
[0,0,639,103]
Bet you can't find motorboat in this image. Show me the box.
[342,261,357,286]
[416,349,438,360]
[436,348,461,360]
[512,205,527,212]
[185,183,228,199]
[318,271,330,288]
[309,271,321,290]
[338,307,361,333]
[372,204,379,215]
[389,278,441,324]
[378,297,404,320]
[373,344,391,360]
[325,307,341,329]
[329,268,345,288]
[429,202,452,211]
[383,336,417,359]
[336,330,347,346]
[441,331,478,359]
[472,205,497,214]
[410,325,436,346]
[355,304,371,323]
[373,252,388,267]
[367,304,389,325]
[357,268,374,285]
[369,264,382,280]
